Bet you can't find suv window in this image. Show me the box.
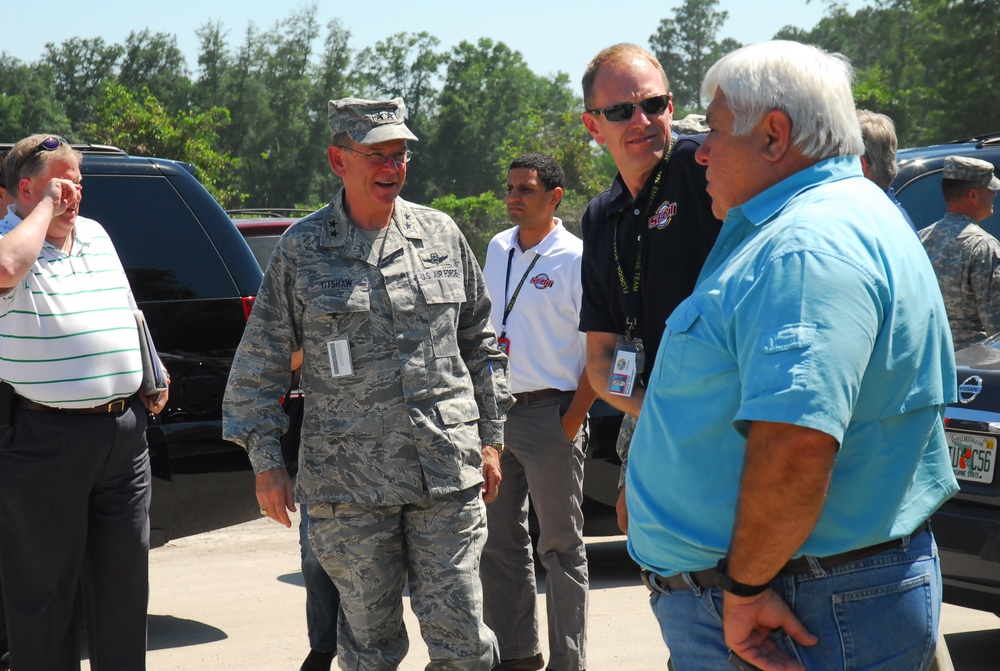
[244,234,284,270]
[81,175,238,301]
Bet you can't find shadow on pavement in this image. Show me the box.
[946,628,1000,671]
[277,572,305,588]
[147,614,228,651]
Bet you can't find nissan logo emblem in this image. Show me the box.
[959,375,983,404]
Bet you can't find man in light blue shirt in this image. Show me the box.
[627,41,958,671]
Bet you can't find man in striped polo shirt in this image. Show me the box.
[0,135,168,671]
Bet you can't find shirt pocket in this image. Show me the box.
[417,268,467,358]
[306,286,372,337]
[653,299,702,386]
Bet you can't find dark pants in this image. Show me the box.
[300,503,340,652]
[0,398,151,671]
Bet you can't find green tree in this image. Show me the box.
[916,0,1000,142]
[349,32,448,202]
[119,30,192,114]
[0,55,71,140]
[650,0,739,111]
[351,32,447,138]
[497,108,615,206]
[430,192,508,264]
[192,20,231,113]
[776,0,1000,146]
[428,38,576,200]
[43,37,123,138]
[85,81,242,206]
[310,19,355,203]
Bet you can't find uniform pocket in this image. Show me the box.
[417,272,466,358]
[306,286,372,336]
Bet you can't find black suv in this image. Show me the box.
[0,143,264,548]
[892,135,1000,615]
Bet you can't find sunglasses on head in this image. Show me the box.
[13,136,68,179]
[587,94,672,123]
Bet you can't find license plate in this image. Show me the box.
[946,431,997,483]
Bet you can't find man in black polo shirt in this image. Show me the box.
[579,44,721,532]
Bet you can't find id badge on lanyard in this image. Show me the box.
[607,335,645,397]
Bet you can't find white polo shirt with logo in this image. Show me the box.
[483,219,586,394]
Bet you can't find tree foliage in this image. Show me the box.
[430,192,508,263]
[0,55,71,140]
[3,1,998,234]
[778,0,1000,146]
[85,81,242,206]
[427,38,577,201]
[650,0,739,112]
[43,37,123,138]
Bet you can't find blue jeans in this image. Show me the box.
[300,503,340,652]
[649,528,941,671]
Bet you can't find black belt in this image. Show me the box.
[641,521,929,593]
[512,388,572,405]
[16,395,131,416]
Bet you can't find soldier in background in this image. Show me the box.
[223,97,511,670]
[920,155,1000,349]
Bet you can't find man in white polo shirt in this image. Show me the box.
[0,134,168,671]
[481,154,596,671]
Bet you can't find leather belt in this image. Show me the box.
[16,395,132,416]
[512,388,572,405]
[641,521,929,593]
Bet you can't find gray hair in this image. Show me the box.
[857,110,899,190]
[702,41,864,159]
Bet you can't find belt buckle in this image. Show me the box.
[107,398,127,414]
[640,569,655,593]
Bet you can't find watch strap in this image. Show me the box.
[715,558,770,597]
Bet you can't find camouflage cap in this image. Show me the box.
[328,97,419,145]
[943,155,1000,191]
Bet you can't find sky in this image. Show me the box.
[3,0,871,87]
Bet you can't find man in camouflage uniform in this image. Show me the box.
[920,155,1000,349]
[223,97,511,671]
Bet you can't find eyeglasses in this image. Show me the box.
[13,136,68,180]
[340,145,413,166]
[587,94,672,123]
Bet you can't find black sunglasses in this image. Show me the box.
[13,136,68,180]
[587,94,672,123]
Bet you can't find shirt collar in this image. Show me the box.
[736,155,863,227]
[695,156,863,286]
[320,190,425,249]
[501,218,564,255]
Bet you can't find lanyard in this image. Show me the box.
[612,139,675,340]
[500,246,541,337]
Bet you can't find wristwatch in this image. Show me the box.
[715,558,770,597]
[484,442,505,457]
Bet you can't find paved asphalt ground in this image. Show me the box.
[81,513,1000,670]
